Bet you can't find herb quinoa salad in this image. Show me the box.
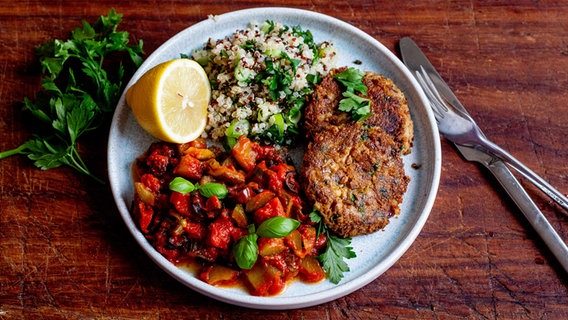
[190,20,337,145]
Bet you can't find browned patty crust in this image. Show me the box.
[300,69,413,237]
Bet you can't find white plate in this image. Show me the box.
[108,7,441,310]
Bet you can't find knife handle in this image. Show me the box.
[479,136,568,211]
[485,160,568,273]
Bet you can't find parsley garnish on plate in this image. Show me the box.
[0,9,144,183]
[333,67,372,122]
[310,209,357,284]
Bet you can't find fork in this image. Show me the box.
[415,66,568,211]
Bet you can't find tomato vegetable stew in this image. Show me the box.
[132,136,327,296]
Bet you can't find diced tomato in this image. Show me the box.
[194,246,219,263]
[205,195,223,211]
[315,232,327,250]
[170,191,190,216]
[254,196,286,225]
[184,221,206,239]
[146,154,169,175]
[252,143,276,161]
[244,262,286,296]
[231,136,257,172]
[262,252,288,273]
[173,155,203,180]
[156,246,180,262]
[135,200,154,233]
[230,184,255,204]
[299,226,317,257]
[230,226,248,242]
[207,217,235,250]
[267,273,286,296]
[266,169,282,192]
[145,142,177,175]
[140,173,161,193]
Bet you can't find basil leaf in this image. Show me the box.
[256,216,300,238]
[198,182,228,199]
[169,177,195,194]
[233,233,259,270]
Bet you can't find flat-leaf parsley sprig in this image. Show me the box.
[0,9,144,183]
[333,67,371,122]
[309,208,356,284]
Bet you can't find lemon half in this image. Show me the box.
[126,59,211,143]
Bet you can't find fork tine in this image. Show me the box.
[417,66,482,130]
[415,70,447,120]
[419,66,450,113]
[419,66,481,124]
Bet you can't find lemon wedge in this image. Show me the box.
[126,59,211,143]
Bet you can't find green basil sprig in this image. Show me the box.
[256,216,300,238]
[233,225,259,270]
[233,217,300,270]
[169,177,196,194]
[169,177,228,199]
[198,182,228,199]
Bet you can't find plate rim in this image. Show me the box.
[107,6,441,310]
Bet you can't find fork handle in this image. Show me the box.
[478,136,568,211]
[485,159,568,272]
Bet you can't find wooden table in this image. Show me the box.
[1,1,567,318]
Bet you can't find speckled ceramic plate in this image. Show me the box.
[108,7,441,310]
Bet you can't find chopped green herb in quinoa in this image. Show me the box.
[191,20,337,146]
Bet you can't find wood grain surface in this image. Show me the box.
[1,0,567,319]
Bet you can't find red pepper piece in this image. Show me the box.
[231,136,257,172]
[254,196,286,225]
[170,191,190,216]
[207,217,235,250]
[173,155,203,180]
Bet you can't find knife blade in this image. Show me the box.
[456,144,568,272]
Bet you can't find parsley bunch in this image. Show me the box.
[333,68,371,122]
[310,209,357,284]
[0,9,144,183]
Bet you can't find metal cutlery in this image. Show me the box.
[399,36,568,272]
[400,38,568,212]
[455,145,568,271]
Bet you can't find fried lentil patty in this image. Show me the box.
[300,69,413,237]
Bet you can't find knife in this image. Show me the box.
[456,144,568,271]
[399,37,568,272]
